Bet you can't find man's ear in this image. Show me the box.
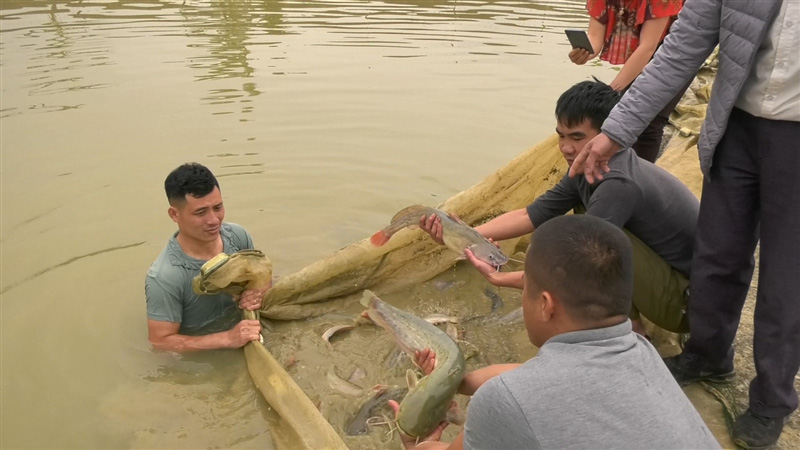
[168,206,179,223]
[540,290,556,322]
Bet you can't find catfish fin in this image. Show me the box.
[370,229,391,246]
[360,290,377,308]
[390,205,429,223]
[405,369,419,389]
[446,212,467,225]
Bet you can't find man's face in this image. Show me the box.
[556,119,600,166]
[169,186,225,244]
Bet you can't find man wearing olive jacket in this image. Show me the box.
[569,1,799,448]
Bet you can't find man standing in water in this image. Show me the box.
[145,163,266,352]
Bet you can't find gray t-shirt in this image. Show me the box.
[526,148,698,275]
[145,222,254,335]
[463,321,720,450]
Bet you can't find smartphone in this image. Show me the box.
[565,29,594,52]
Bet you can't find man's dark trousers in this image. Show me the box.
[685,107,800,419]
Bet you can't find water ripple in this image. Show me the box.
[2,0,588,115]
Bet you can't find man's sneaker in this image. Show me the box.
[662,353,735,386]
[732,409,786,449]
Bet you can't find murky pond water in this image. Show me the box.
[1,1,615,448]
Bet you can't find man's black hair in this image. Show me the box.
[164,163,220,205]
[555,78,621,132]
[525,214,633,323]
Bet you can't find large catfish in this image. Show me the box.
[370,205,509,269]
[360,290,466,438]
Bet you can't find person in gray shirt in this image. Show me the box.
[421,80,698,336]
[391,215,719,450]
[145,163,268,352]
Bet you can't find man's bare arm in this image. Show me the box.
[416,349,521,397]
[474,208,535,241]
[459,364,522,396]
[465,249,524,289]
[147,318,261,352]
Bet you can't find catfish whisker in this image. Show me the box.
[365,414,399,437]
[365,415,391,427]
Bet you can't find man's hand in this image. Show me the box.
[568,132,621,183]
[388,400,450,450]
[228,319,262,348]
[415,348,437,375]
[568,48,594,65]
[237,284,269,311]
[419,214,445,245]
[465,248,524,289]
[465,248,498,280]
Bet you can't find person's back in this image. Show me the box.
[467,323,718,449]
[595,148,698,275]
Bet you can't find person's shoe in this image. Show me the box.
[732,409,786,449]
[662,353,735,386]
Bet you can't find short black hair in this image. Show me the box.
[164,163,220,205]
[525,214,632,323]
[555,79,621,132]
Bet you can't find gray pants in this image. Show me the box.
[685,108,800,419]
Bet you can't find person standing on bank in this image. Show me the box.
[569,0,686,162]
[570,1,800,448]
[145,163,267,352]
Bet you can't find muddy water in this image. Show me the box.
[1,1,616,448]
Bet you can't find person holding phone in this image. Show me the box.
[568,0,685,163]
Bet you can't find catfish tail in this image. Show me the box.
[369,205,433,246]
[370,230,391,246]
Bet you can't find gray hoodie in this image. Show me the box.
[601,0,783,176]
